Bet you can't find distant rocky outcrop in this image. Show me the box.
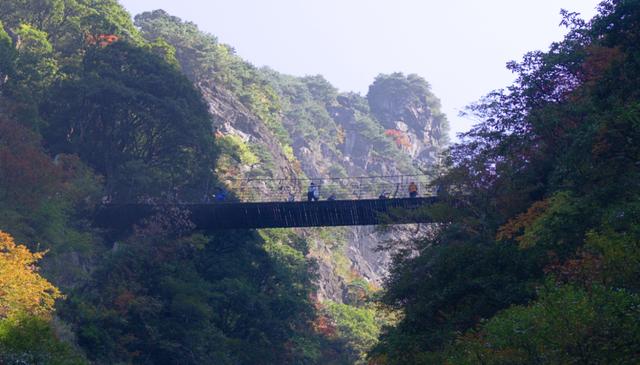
[367,73,449,168]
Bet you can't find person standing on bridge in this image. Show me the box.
[308,182,319,202]
[408,181,418,198]
[214,187,227,202]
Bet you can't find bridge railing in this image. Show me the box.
[99,175,437,205]
[219,175,434,203]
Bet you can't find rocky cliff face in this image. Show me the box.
[367,73,449,169]
[199,72,447,301]
[200,81,298,183]
[263,72,448,299]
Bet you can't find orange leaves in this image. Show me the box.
[0,231,62,319]
[313,314,337,337]
[496,199,550,246]
[86,33,120,47]
[384,129,411,150]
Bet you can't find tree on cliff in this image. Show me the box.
[367,72,449,144]
[43,41,216,201]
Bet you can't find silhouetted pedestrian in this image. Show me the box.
[308,182,319,202]
[215,187,227,202]
[408,182,418,198]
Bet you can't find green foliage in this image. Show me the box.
[506,192,588,255]
[217,134,260,166]
[135,10,293,152]
[63,228,320,364]
[0,0,144,126]
[302,75,339,104]
[447,284,640,365]
[13,23,58,92]
[147,37,180,68]
[0,2,448,364]
[245,142,278,178]
[1,22,59,125]
[283,144,296,162]
[0,0,66,33]
[0,115,101,261]
[373,2,640,363]
[0,316,87,365]
[0,0,141,60]
[262,70,419,177]
[584,198,640,291]
[81,0,141,42]
[324,302,382,364]
[260,228,314,286]
[43,41,215,201]
[368,72,449,145]
[371,242,544,364]
[0,21,16,86]
[0,2,337,364]
[262,71,339,145]
[242,83,290,146]
[134,10,220,83]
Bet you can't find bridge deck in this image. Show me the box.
[95,197,436,230]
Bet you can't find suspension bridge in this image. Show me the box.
[95,175,439,230]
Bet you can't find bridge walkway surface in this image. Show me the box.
[95,197,437,230]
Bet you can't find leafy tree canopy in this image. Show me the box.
[0,231,62,320]
[43,41,215,201]
[371,1,640,363]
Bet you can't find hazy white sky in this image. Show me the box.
[119,0,601,140]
